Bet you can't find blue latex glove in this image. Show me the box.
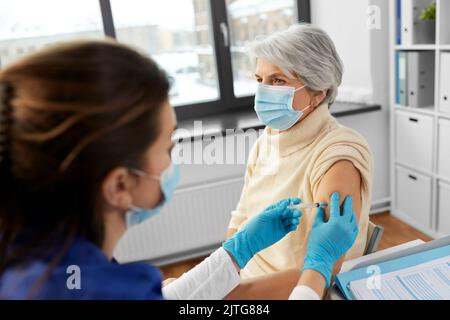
[223,197,302,269]
[302,192,359,288]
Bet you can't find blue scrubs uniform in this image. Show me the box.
[0,238,164,300]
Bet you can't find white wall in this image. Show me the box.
[311,0,391,207]
[311,0,374,104]
[370,0,391,205]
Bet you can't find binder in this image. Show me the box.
[407,51,434,108]
[335,235,450,300]
[401,0,435,45]
[440,52,450,114]
[397,0,402,45]
[396,52,400,104]
[401,0,414,44]
[398,52,408,106]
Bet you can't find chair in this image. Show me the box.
[364,221,384,255]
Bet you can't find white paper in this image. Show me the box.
[349,256,450,300]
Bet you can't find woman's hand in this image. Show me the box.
[301,192,358,288]
[223,197,302,269]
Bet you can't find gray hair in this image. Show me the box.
[249,24,343,105]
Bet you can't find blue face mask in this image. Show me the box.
[254,83,312,131]
[126,162,180,228]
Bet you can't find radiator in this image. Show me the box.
[114,177,244,265]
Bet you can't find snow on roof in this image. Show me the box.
[228,0,294,19]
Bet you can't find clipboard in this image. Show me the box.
[334,235,450,300]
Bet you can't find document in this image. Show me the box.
[349,255,450,300]
[335,242,450,300]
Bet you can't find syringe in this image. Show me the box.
[288,202,328,210]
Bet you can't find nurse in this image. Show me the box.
[0,41,357,300]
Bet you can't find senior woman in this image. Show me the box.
[226,24,373,280]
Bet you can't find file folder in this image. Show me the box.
[396,51,400,104]
[397,0,402,45]
[399,51,408,106]
[401,0,414,45]
[440,52,450,114]
[407,51,434,108]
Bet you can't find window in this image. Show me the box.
[226,0,298,97]
[0,0,104,66]
[108,0,309,117]
[110,0,220,107]
[0,0,310,119]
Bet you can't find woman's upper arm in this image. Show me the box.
[313,160,362,222]
[311,160,363,277]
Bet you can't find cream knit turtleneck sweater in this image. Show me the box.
[228,102,373,279]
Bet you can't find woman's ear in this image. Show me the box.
[312,90,328,107]
[102,167,134,211]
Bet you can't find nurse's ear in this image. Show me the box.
[101,167,134,211]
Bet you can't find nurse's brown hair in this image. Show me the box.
[0,40,169,290]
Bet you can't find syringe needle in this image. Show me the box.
[288,202,328,210]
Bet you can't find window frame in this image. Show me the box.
[99,0,311,120]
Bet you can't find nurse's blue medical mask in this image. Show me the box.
[254,83,312,131]
[126,162,180,228]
